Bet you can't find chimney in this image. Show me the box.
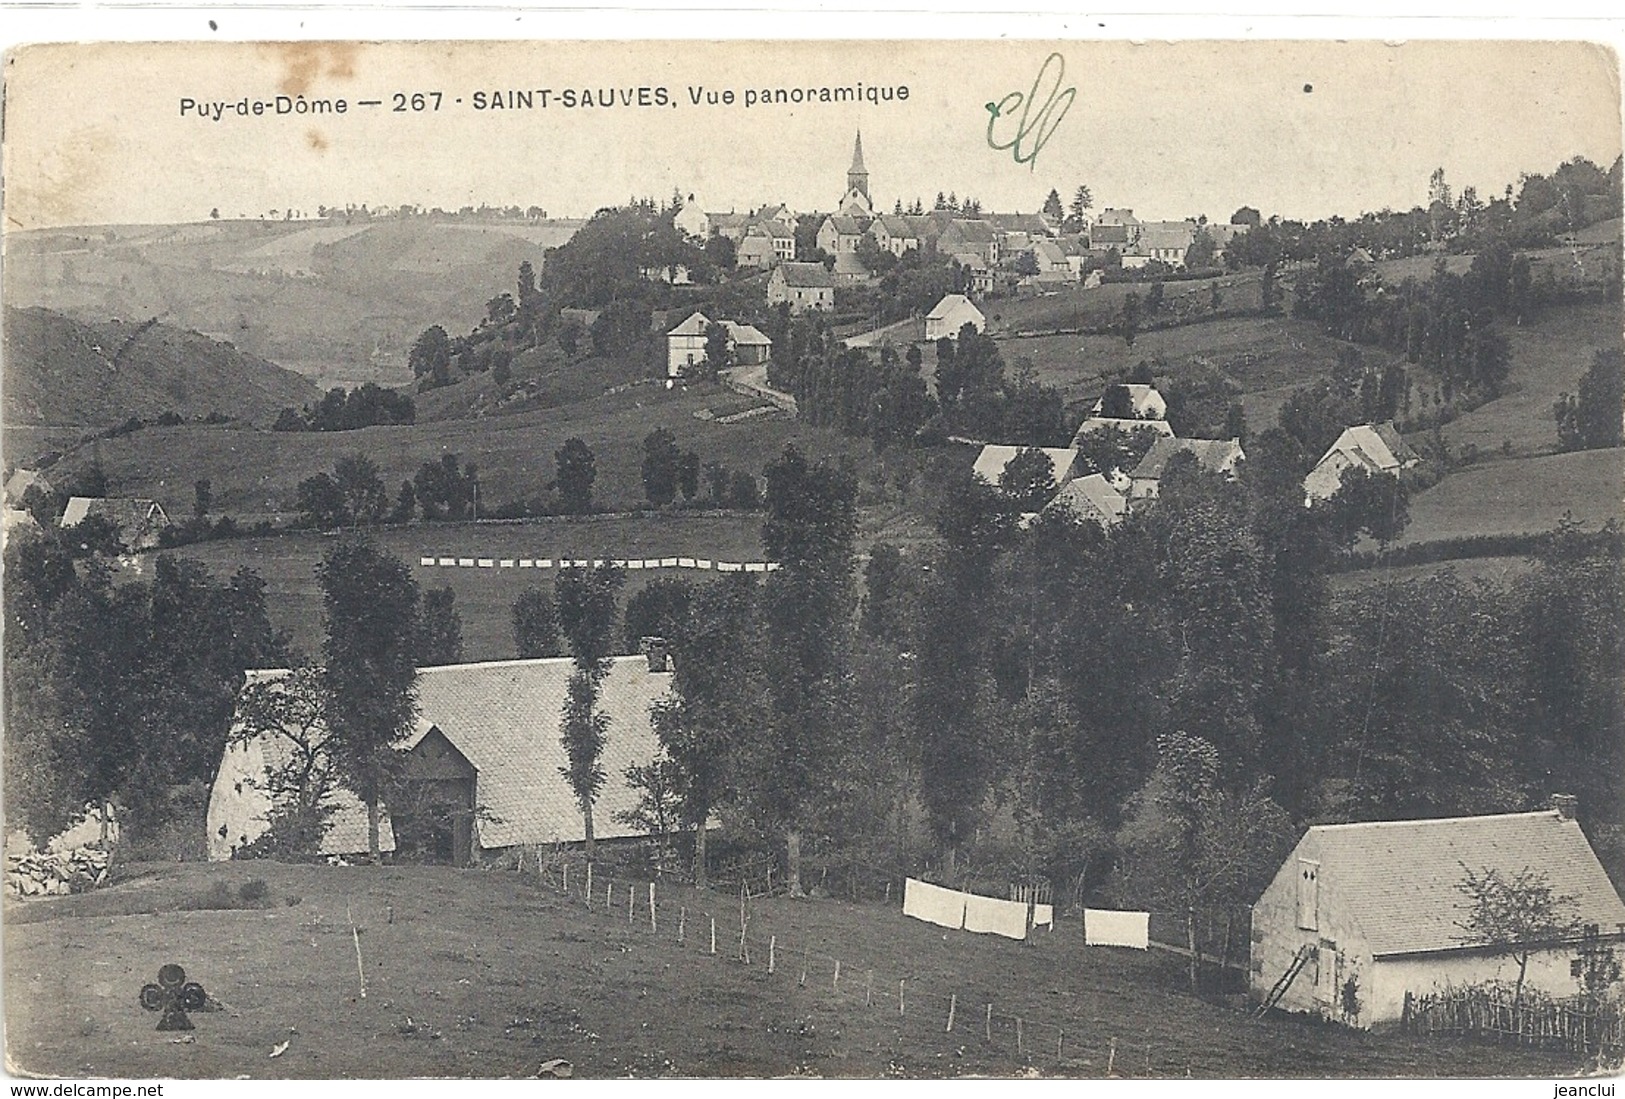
[1551,793,1579,821]
[641,636,669,674]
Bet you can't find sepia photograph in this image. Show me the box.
[2,30,1623,1083]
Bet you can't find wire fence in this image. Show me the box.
[509,849,1189,1075]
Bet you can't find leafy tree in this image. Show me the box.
[512,588,564,658]
[317,534,419,862]
[555,438,596,515]
[677,450,701,502]
[614,754,686,857]
[389,481,416,524]
[1121,291,1141,348]
[1554,349,1625,452]
[1146,282,1165,315]
[413,454,478,522]
[998,447,1059,510]
[1115,733,1294,991]
[555,562,626,854]
[229,663,339,855]
[296,473,349,530]
[623,576,694,653]
[1318,465,1411,548]
[335,454,389,526]
[409,325,452,380]
[755,447,858,895]
[193,479,212,519]
[701,322,733,379]
[641,427,681,507]
[704,234,737,273]
[1185,228,1217,270]
[1099,383,1137,420]
[1230,206,1262,227]
[414,586,464,666]
[727,471,760,509]
[1455,864,1581,1005]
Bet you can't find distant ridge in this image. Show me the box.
[2,305,322,427]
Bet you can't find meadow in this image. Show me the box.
[1,860,1589,1080]
[1398,447,1624,546]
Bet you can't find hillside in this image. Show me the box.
[1,860,1585,1079]
[2,218,582,391]
[1,306,321,428]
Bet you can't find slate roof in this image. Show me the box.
[1131,437,1244,481]
[721,322,772,347]
[1133,221,1197,254]
[1043,473,1127,525]
[4,468,51,503]
[875,215,919,238]
[403,656,672,850]
[1096,208,1141,227]
[777,262,834,288]
[1091,224,1132,247]
[943,219,997,244]
[1070,417,1175,445]
[972,445,1080,488]
[667,311,711,337]
[825,215,871,236]
[927,293,982,322]
[1296,810,1625,957]
[989,212,1051,235]
[1091,383,1167,419]
[1320,423,1420,473]
[60,497,170,545]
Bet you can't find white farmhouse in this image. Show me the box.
[925,294,986,341]
[1304,423,1421,503]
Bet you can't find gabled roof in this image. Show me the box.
[874,215,919,238]
[1293,810,1625,957]
[1130,437,1244,481]
[1096,208,1140,227]
[1132,222,1197,254]
[988,212,1051,235]
[927,293,982,321]
[824,214,871,236]
[1091,383,1167,418]
[1031,239,1068,263]
[401,656,671,849]
[60,496,170,532]
[707,211,748,231]
[1091,224,1133,246]
[1320,423,1420,473]
[942,219,997,244]
[1071,417,1176,445]
[4,468,51,502]
[721,322,772,347]
[972,445,1079,488]
[667,310,711,337]
[776,262,834,288]
[1043,473,1127,525]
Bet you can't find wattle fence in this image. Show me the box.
[1402,987,1625,1057]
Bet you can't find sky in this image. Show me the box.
[3,38,1620,231]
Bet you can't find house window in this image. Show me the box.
[1297,859,1320,931]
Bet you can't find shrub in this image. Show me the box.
[238,878,269,902]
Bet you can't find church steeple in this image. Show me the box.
[846,131,869,200]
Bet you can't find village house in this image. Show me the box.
[767,262,836,313]
[208,653,675,865]
[4,467,52,507]
[59,496,171,550]
[972,445,1082,491]
[1123,221,1198,270]
[1091,208,1142,251]
[666,311,771,377]
[1024,238,1073,281]
[735,231,778,270]
[867,215,922,257]
[816,214,873,260]
[1127,437,1245,499]
[1041,472,1128,527]
[673,194,709,240]
[1092,383,1169,421]
[1250,798,1625,1028]
[958,254,995,296]
[3,506,42,541]
[925,293,986,341]
[1304,422,1421,503]
[705,211,750,243]
[938,219,1001,266]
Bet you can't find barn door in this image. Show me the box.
[1296,859,1320,931]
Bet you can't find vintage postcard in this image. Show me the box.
[2,36,1623,1085]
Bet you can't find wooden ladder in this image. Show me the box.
[1254,944,1314,1018]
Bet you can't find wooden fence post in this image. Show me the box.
[800,946,809,987]
[769,935,776,974]
[563,862,568,893]
[946,993,956,1033]
[678,907,686,944]
[899,979,906,1016]
[1016,1016,1023,1054]
[1057,1028,1064,1060]
[585,863,593,908]
[866,970,874,1007]
[710,916,716,956]
[649,882,656,933]
[833,960,841,993]
[985,1003,992,1041]
[1106,1036,1116,1076]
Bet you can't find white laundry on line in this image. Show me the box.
[1084,907,1150,949]
[902,878,966,931]
[962,893,1030,940]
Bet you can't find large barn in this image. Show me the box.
[208,653,673,865]
[1250,799,1625,1028]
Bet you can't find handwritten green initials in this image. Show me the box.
[986,52,1076,170]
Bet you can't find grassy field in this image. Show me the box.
[155,513,774,662]
[2,860,1588,1080]
[1439,300,1624,458]
[997,312,1391,427]
[44,379,885,524]
[1399,447,1624,546]
[985,269,1267,337]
